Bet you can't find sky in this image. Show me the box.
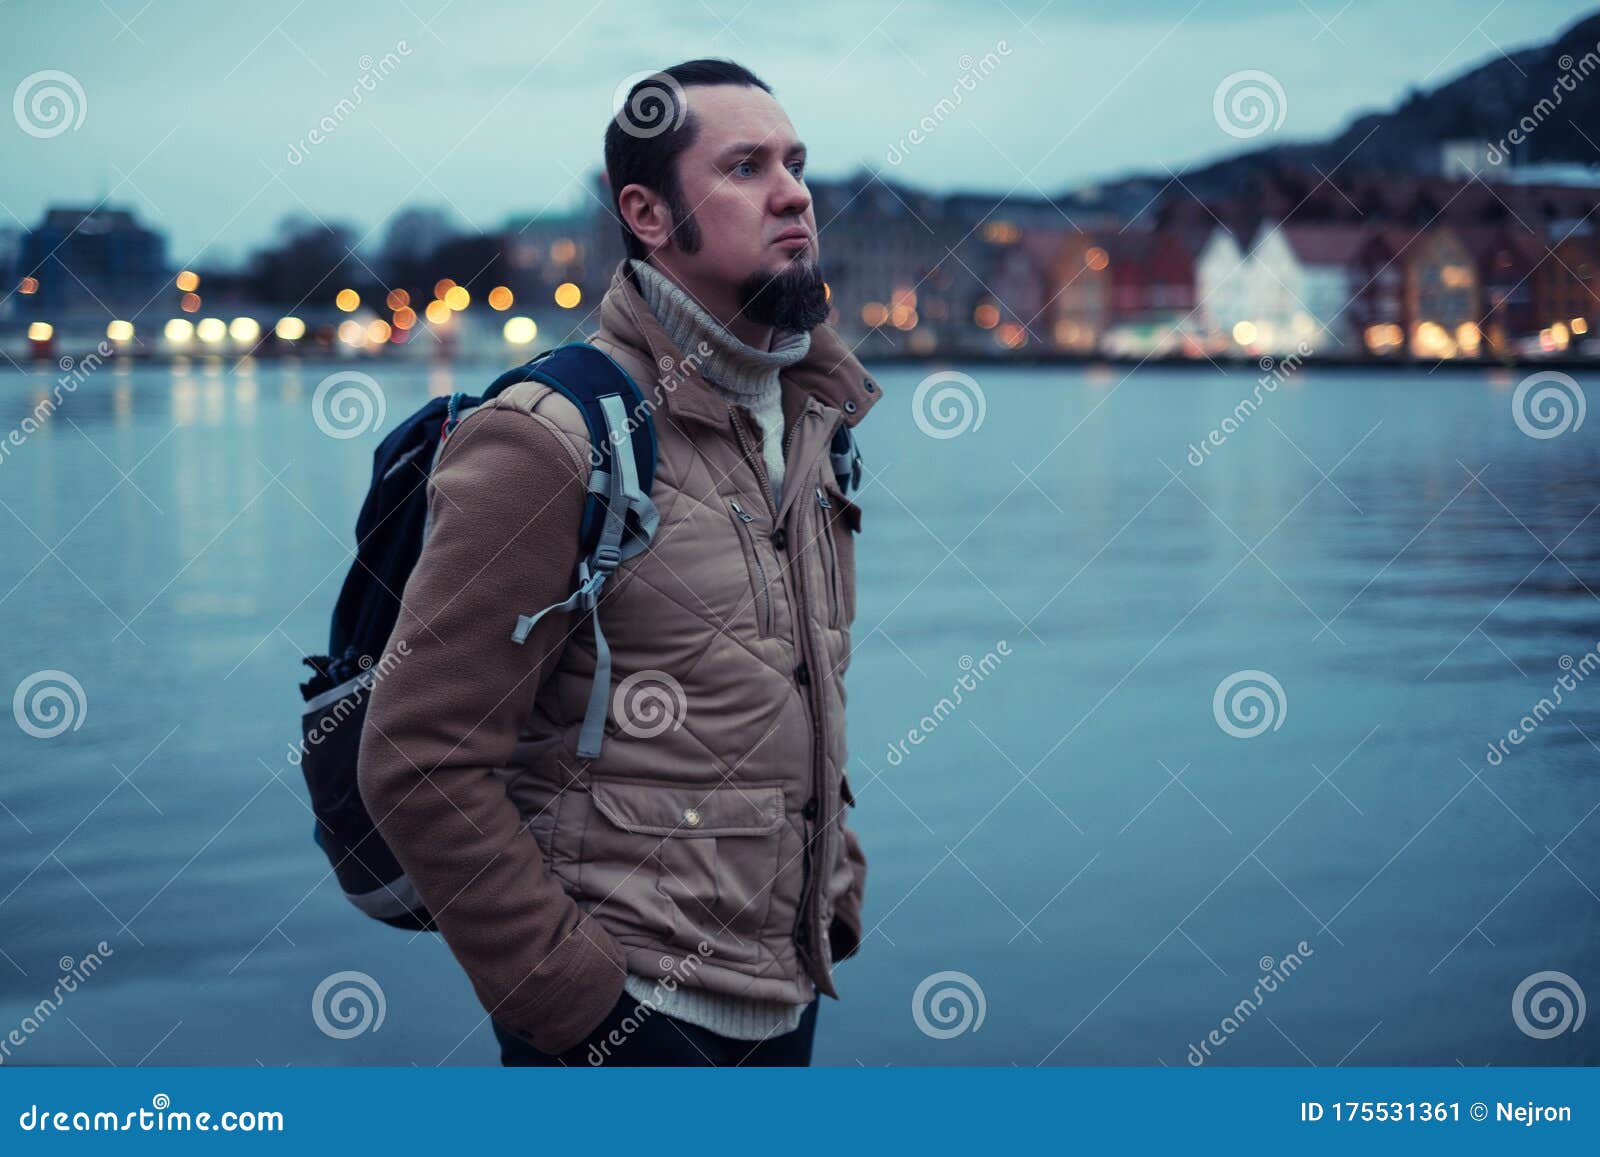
[4,0,1597,266]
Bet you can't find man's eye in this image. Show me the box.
[788,162,805,178]
[734,161,757,177]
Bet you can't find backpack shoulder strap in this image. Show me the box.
[499,343,660,759]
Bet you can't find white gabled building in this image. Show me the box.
[1197,221,1368,355]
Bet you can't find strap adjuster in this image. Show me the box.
[592,543,623,573]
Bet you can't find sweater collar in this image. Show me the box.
[597,260,882,433]
[627,259,809,400]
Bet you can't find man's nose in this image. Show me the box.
[772,168,810,217]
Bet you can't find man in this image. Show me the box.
[356,58,879,1066]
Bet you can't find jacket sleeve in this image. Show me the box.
[355,402,627,1056]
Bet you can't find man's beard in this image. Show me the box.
[737,258,831,333]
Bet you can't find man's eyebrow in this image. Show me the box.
[715,140,807,160]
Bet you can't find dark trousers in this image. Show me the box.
[492,990,819,1067]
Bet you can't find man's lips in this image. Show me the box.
[771,228,811,248]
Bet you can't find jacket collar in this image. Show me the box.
[595,260,882,433]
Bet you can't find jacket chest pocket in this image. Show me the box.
[813,482,862,628]
[728,498,776,637]
[585,778,787,966]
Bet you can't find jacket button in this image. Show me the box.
[683,808,701,827]
[863,377,877,393]
[843,400,857,413]
[770,526,787,551]
[801,798,818,821]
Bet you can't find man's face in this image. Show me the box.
[654,84,827,330]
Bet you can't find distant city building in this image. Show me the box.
[16,206,168,320]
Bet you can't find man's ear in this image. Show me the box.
[617,183,673,253]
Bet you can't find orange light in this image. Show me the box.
[998,323,1026,348]
[550,239,578,264]
[392,306,416,330]
[444,285,471,311]
[433,278,455,299]
[386,288,410,310]
[335,288,360,312]
[424,299,451,324]
[18,276,39,295]
[973,303,999,330]
[175,270,200,292]
[1085,246,1109,271]
[554,282,582,309]
[366,319,392,344]
[488,286,514,311]
[861,302,889,327]
[180,292,201,313]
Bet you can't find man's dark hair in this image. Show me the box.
[604,59,772,262]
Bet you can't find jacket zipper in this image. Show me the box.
[729,402,835,976]
[728,498,772,635]
[816,487,844,629]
